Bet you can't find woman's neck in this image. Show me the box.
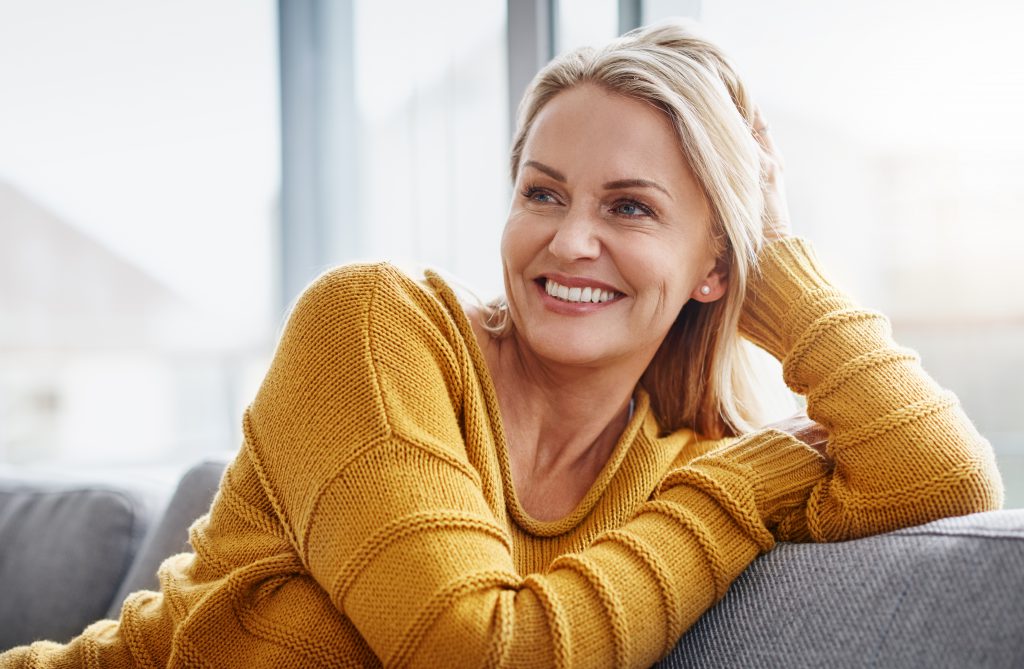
[470,311,645,520]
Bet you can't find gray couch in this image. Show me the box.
[2,460,1023,667]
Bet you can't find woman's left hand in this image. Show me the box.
[752,106,792,241]
[764,410,830,458]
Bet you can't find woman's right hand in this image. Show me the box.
[752,106,792,242]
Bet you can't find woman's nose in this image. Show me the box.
[547,206,601,261]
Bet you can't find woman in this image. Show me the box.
[2,19,1002,669]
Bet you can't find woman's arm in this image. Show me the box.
[740,239,1003,542]
[245,264,828,668]
[743,112,1001,542]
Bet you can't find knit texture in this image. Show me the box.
[0,238,1002,668]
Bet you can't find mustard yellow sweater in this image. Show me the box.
[1,238,1002,668]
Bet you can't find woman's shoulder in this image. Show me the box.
[298,261,426,305]
[251,260,478,453]
[290,262,463,331]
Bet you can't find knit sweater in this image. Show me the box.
[1,238,1002,668]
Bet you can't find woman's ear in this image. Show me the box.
[690,258,729,303]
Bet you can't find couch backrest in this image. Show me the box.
[658,509,1024,668]
[106,459,226,617]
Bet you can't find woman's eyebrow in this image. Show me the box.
[525,161,672,199]
[603,178,672,199]
[522,160,566,182]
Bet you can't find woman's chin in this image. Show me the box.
[516,327,635,370]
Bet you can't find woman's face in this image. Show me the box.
[501,83,726,371]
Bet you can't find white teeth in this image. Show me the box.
[544,279,619,304]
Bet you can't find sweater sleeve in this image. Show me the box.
[243,264,828,668]
[740,238,1004,542]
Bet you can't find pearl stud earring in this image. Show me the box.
[699,285,712,296]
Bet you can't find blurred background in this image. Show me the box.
[1,0,1022,505]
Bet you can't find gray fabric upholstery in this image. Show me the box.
[106,460,225,616]
[658,509,1024,669]
[0,482,148,648]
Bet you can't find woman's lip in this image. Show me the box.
[536,272,622,294]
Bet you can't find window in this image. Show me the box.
[697,0,1024,505]
[0,1,279,470]
[352,0,510,298]
[557,0,618,53]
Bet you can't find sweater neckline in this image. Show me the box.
[424,269,661,538]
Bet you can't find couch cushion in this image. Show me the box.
[659,509,1024,668]
[0,482,149,649]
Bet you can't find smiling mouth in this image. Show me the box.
[541,278,622,304]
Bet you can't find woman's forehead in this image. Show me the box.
[521,85,699,196]
[530,85,675,142]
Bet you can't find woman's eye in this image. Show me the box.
[523,187,558,204]
[612,199,653,218]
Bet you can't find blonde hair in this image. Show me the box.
[490,19,771,438]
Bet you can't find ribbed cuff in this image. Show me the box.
[740,237,853,360]
[685,429,830,528]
